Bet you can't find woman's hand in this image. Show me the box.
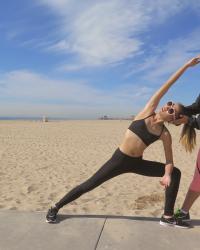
[171,115,189,126]
[160,174,171,189]
[185,55,200,67]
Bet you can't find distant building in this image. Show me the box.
[98,115,134,120]
[42,116,48,122]
[99,115,109,120]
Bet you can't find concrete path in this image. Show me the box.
[0,210,200,250]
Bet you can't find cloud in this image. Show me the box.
[128,29,200,81]
[5,30,21,41]
[36,0,192,69]
[0,70,100,103]
[0,70,153,118]
[57,63,88,72]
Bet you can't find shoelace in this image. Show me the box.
[175,208,181,216]
[49,208,55,215]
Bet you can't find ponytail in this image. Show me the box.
[180,123,196,153]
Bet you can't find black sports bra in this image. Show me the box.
[128,113,165,146]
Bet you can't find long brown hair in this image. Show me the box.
[180,123,196,153]
[176,103,196,153]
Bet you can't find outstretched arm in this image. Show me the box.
[139,56,200,117]
[184,94,200,116]
[180,115,200,129]
[172,112,200,127]
[188,115,200,129]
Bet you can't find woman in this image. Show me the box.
[174,94,200,222]
[46,56,200,228]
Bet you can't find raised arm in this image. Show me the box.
[140,56,200,117]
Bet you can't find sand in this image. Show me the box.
[0,120,199,218]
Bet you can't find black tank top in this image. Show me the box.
[128,113,165,146]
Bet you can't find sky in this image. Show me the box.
[0,0,200,119]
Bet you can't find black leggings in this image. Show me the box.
[55,148,181,216]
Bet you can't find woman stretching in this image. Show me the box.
[46,56,200,228]
[174,94,200,222]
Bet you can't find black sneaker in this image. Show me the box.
[174,208,191,222]
[159,215,190,229]
[46,206,58,223]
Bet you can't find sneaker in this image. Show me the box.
[46,206,58,223]
[174,208,191,222]
[159,215,190,229]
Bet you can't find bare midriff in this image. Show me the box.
[119,129,147,157]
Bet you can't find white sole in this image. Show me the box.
[159,221,176,227]
[159,221,189,229]
[46,219,56,223]
[174,224,190,229]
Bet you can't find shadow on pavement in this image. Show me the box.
[56,213,200,228]
[58,214,160,223]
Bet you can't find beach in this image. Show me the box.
[0,120,199,218]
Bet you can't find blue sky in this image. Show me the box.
[1,0,200,119]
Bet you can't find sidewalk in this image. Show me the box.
[0,210,200,250]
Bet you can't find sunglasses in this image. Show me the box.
[166,101,174,106]
[166,101,175,115]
